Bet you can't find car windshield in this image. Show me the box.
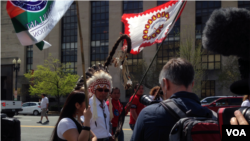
[201,97,220,104]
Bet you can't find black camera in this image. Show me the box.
[218,107,250,125]
[139,95,161,106]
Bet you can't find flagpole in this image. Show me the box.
[129,36,166,103]
[76,1,89,108]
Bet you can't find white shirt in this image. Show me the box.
[241,99,250,107]
[41,97,49,109]
[89,96,110,138]
[149,95,163,101]
[57,118,77,140]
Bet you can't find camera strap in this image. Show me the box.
[160,99,186,120]
[161,99,217,120]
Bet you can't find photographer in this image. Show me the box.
[149,86,163,101]
[131,58,215,141]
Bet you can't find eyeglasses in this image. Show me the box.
[96,88,110,93]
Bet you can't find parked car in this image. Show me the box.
[202,96,243,112]
[200,96,225,105]
[18,102,48,116]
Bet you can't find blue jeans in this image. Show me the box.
[112,127,124,141]
[129,124,135,131]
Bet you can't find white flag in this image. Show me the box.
[122,0,187,55]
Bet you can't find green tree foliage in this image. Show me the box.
[24,54,79,104]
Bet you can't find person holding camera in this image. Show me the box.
[131,58,215,141]
[129,84,145,131]
[149,86,163,101]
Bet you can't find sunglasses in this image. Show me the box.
[96,88,110,93]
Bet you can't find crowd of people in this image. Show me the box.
[47,58,249,141]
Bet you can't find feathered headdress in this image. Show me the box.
[74,64,113,121]
[74,34,133,137]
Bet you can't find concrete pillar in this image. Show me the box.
[33,45,46,68]
[77,1,91,75]
[45,19,61,60]
[221,1,238,8]
[180,1,196,49]
[109,1,125,101]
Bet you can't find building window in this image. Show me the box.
[201,80,215,98]
[26,45,33,73]
[127,53,143,74]
[157,1,168,5]
[196,1,221,70]
[91,1,109,66]
[238,1,250,10]
[61,2,77,74]
[123,1,143,13]
[157,1,180,70]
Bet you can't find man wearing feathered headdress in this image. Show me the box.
[84,64,113,141]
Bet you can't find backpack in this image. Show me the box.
[160,99,221,141]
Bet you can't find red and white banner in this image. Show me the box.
[122,0,187,55]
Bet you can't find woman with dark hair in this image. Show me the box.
[241,95,250,107]
[106,87,131,141]
[149,86,163,101]
[51,90,97,141]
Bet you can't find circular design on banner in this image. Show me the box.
[114,109,119,116]
[10,0,48,12]
[142,12,170,41]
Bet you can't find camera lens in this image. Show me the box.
[139,95,153,106]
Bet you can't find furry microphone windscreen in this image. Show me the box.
[202,7,250,59]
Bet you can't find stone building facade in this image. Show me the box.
[1,1,249,102]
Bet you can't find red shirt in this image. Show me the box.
[129,94,145,124]
[106,99,129,128]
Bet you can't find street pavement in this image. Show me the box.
[15,114,133,141]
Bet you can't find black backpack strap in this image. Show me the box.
[160,99,186,120]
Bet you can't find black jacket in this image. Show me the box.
[130,91,214,141]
